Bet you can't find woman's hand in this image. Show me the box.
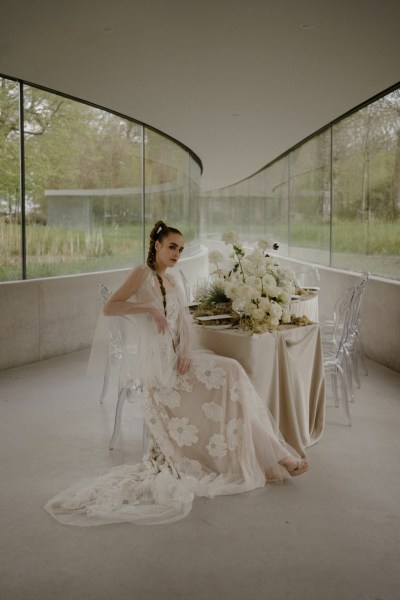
[148,308,168,334]
[177,353,191,374]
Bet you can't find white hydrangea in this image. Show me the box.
[251,307,265,321]
[257,238,274,251]
[208,250,224,265]
[222,231,240,245]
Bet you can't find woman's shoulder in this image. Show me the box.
[130,264,152,280]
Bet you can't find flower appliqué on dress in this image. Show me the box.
[230,381,241,403]
[154,388,181,409]
[226,418,244,451]
[206,433,227,458]
[175,373,193,393]
[194,357,226,390]
[202,401,223,423]
[178,458,204,479]
[167,417,199,447]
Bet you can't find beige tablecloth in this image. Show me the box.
[195,323,325,457]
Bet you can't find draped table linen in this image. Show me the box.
[194,323,325,457]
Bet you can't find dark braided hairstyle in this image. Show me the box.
[146,221,183,317]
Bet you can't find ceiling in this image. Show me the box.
[1,0,400,191]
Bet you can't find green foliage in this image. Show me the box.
[207,282,230,305]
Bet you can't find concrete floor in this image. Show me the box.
[0,349,400,600]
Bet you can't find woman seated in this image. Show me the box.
[45,221,308,526]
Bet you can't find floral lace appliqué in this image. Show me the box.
[175,373,193,393]
[206,433,227,458]
[226,418,244,451]
[154,388,181,409]
[167,417,199,447]
[230,381,241,403]
[194,358,226,390]
[202,401,223,423]
[177,458,204,479]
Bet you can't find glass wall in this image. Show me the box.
[0,76,202,281]
[289,130,331,265]
[202,86,400,281]
[0,78,21,280]
[332,92,400,277]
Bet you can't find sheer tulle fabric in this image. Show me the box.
[45,267,295,526]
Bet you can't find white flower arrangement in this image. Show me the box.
[207,233,300,333]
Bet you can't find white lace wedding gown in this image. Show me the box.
[45,274,295,526]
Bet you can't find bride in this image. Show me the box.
[45,221,308,526]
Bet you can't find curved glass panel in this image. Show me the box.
[201,86,400,280]
[332,93,400,278]
[289,130,331,265]
[23,85,144,277]
[0,75,201,281]
[0,78,21,281]
[144,128,189,248]
[265,157,289,254]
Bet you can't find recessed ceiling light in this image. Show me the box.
[300,23,314,30]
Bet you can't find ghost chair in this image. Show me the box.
[98,283,147,452]
[322,288,355,426]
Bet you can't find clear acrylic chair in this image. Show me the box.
[323,289,355,426]
[321,273,369,397]
[344,273,369,384]
[98,283,147,452]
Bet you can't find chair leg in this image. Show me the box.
[349,346,361,389]
[343,349,355,401]
[109,387,126,450]
[331,373,340,407]
[99,355,111,404]
[337,365,352,427]
[356,332,368,376]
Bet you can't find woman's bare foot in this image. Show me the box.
[279,458,309,477]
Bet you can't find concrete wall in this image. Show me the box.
[1,247,399,373]
[0,248,210,371]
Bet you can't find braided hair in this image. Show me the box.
[146,221,183,318]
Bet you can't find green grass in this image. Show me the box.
[1,220,399,281]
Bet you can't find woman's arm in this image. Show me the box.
[103,266,168,334]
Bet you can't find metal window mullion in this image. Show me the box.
[18,82,27,279]
[141,125,146,262]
